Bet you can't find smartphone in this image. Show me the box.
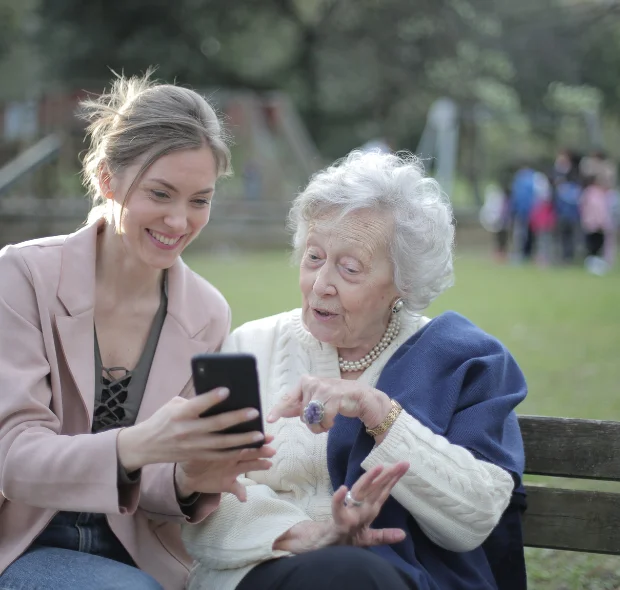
[191,352,264,449]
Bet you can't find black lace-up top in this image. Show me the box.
[92,274,168,434]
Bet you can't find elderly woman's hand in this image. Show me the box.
[273,462,409,554]
[267,375,393,434]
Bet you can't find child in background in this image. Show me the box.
[529,173,555,266]
[581,175,614,275]
[510,164,538,262]
[554,165,583,264]
[480,183,512,262]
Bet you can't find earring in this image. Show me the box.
[391,297,404,314]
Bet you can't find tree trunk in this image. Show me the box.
[298,27,320,142]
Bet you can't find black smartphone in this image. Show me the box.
[191,352,264,449]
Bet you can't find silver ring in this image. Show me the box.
[303,400,325,425]
[344,490,363,508]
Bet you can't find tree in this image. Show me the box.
[0,0,28,59]
[580,10,620,116]
[0,0,23,59]
[36,0,510,152]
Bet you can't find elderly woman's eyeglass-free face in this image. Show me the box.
[299,209,399,359]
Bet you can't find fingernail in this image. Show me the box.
[253,432,265,442]
[247,408,259,419]
[218,388,230,399]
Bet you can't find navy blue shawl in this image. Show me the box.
[326,312,527,590]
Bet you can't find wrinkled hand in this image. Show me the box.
[274,461,409,553]
[267,375,392,434]
[332,462,409,545]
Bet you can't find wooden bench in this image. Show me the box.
[519,415,620,554]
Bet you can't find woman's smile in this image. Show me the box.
[146,228,185,250]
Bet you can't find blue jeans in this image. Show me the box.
[0,512,163,590]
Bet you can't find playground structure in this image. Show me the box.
[0,90,324,249]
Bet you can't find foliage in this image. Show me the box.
[0,0,19,57]
[581,14,620,115]
[0,0,29,58]
[33,0,504,152]
[544,82,603,115]
[0,0,616,195]
[28,0,620,159]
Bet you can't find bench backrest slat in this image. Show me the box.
[522,486,620,554]
[519,415,620,481]
[518,415,620,554]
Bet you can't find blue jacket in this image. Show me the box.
[511,169,537,221]
[327,312,528,590]
[555,181,582,222]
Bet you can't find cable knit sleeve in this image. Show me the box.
[181,476,312,570]
[361,410,514,552]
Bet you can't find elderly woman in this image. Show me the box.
[183,151,527,590]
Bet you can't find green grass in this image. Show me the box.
[188,250,301,329]
[186,249,620,590]
[187,250,620,420]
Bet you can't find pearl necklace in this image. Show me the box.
[338,314,401,373]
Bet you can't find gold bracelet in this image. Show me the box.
[365,399,402,437]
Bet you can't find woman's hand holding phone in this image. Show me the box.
[174,436,275,501]
[117,387,275,501]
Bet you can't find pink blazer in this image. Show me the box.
[0,219,231,589]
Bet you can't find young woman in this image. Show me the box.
[0,72,275,590]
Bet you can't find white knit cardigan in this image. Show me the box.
[182,309,514,590]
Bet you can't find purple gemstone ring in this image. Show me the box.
[303,400,325,425]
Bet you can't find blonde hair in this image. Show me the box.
[79,69,232,223]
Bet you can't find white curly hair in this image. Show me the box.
[288,150,455,312]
